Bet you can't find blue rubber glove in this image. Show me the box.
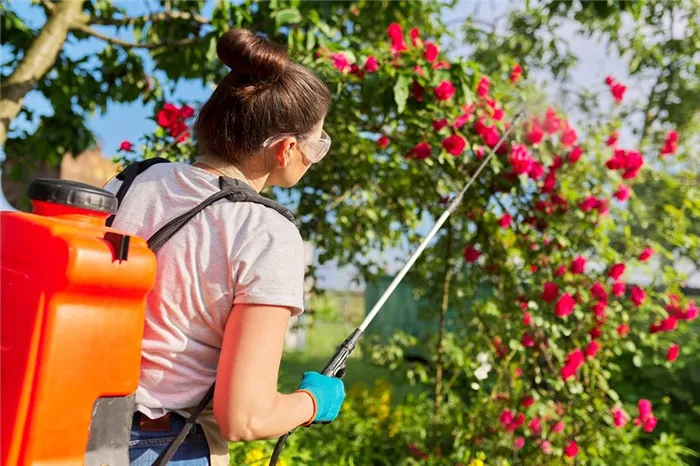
[297,371,346,424]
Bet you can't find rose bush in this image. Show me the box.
[119,17,698,466]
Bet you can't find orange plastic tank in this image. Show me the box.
[1,179,156,465]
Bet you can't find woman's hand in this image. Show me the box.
[295,371,346,425]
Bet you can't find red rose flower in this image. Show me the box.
[411,80,425,102]
[332,53,351,73]
[570,256,587,274]
[499,213,513,229]
[667,344,679,362]
[409,142,431,160]
[409,27,421,47]
[568,146,583,163]
[589,326,603,339]
[463,245,481,262]
[643,416,658,433]
[424,42,439,62]
[509,144,534,175]
[552,421,565,434]
[585,340,600,358]
[157,103,181,128]
[433,119,448,131]
[442,134,467,156]
[639,248,654,262]
[630,286,646,306]
[377,135,390,149]
[579,195,598,212]
[592,301,607,317]
[499,409,514,429]
[608,263,626,281]
[555,293,575,317]
[510,63,522,83]
[476,76,490,99]
[617,323,630,338]
[564,441,579,458]
[637,399,652,420]
[526,119,544,145]
[522,333,535,348]
[612,282,626,297]
[542,170,557,193]
[180,104,195,119]
[542,107,561,134]
[541,282,559,302]
[612,407,628,428]
[560,122,578,147]
[434,80,456,101]
[613,184,631,201]
[661,316,677,332]
[118,140,134,152]
[387,23,408,53]
[522,396,534,408]
[606,76,627,103]
[528,161,545,180]
[590,282,608,302]
[660,130,679,157]
[684,301,698,321]
[364,56,379,73]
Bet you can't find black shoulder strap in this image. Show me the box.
[150,178,296,465]
[106,157,171,227]
[147,176,297,252]
[152,384,216,465]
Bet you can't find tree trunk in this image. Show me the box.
[433,219,453,429]
[0,0,85,146]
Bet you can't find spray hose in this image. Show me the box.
[268,111,525,466]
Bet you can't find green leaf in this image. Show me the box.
[205,36,217,63]
[633,354,643,367]
[305,28,316,51]
[393,75,410,114]
[273,8,302,28]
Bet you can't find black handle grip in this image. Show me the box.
[268,328,364,466]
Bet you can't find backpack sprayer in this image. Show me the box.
[268,110,525,466]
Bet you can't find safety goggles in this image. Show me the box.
[262,129,331,164]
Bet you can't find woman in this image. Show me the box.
[105,28,346,465]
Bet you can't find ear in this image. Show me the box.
[275,137,297,168]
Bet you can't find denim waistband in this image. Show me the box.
[130,412,207,448]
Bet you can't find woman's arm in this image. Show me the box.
[213,303,315,441]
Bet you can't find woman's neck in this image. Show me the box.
[194,154,268,193]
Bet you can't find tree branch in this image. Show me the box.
[42,0,213,28]
[71,21,205,49]
[88,10,210,26]
[1,0,85,146]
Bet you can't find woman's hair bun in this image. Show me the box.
[216,28,289,83]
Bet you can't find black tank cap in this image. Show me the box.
[27,179,118,214]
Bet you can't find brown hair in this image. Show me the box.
[194,29,331,164]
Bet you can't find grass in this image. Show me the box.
[278,321,419,401]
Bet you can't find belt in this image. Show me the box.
[135,411,173,432]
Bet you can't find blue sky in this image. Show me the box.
[6,1,690,289]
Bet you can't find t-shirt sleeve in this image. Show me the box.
[232,220,306,316]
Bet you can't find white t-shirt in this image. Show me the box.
[104,162,305,418]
